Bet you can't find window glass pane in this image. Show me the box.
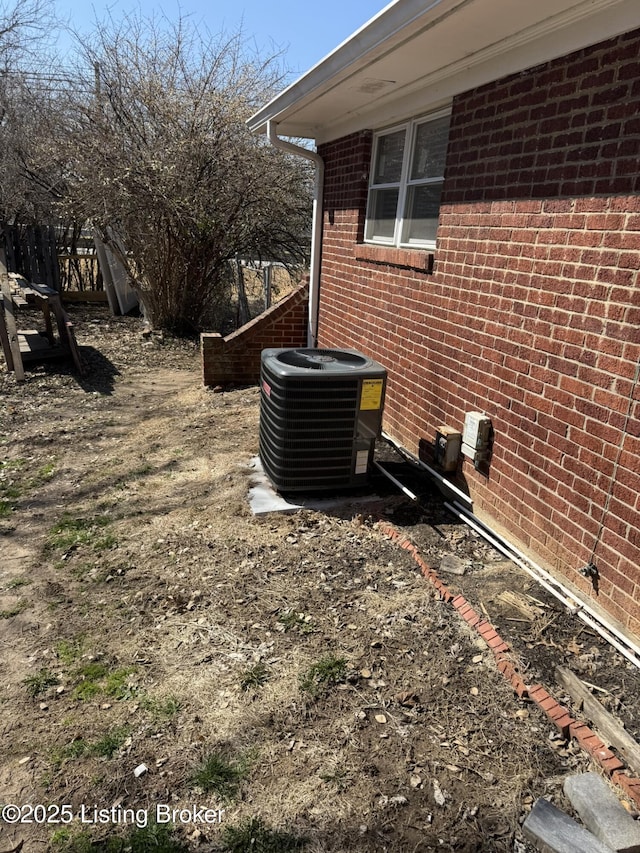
[410,115,450,181]
[366,187,399,240]
[373,129,406,184]
[402,182,443,243]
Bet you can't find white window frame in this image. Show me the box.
[364,108,451,250]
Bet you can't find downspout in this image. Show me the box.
[267,120,324,347]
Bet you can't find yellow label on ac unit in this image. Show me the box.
[360,379,383,410]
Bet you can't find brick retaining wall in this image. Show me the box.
[201,282,308,386]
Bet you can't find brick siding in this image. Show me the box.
[201,282,308,386]
[316,30,640,639]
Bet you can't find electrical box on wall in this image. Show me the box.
[461,411,492,465]
[435,425,461,472]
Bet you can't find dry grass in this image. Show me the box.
[0,310,597,853]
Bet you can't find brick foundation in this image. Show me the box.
[316,30,640,639]
[201,282,309,386]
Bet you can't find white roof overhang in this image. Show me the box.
[248,0,640,144]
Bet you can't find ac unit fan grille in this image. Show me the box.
[275,348,368,371]
[259,445,354,470]
[260,426,356,453]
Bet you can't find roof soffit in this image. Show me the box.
[249,0,640,141]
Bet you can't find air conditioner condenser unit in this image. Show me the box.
[259,348,387,492]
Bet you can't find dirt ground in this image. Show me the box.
[1,306,640,853]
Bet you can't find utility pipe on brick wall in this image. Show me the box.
[266,121,324,347]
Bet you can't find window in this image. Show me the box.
[365,110,450,248]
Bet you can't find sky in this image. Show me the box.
[54,0,392,81]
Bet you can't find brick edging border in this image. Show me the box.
[376,520,640,808]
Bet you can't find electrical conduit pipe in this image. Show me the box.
[379,431,640,668]
[450,498,640,662]
[445,501,640,671]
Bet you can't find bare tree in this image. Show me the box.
[0,0,70,236]
[0,75,67,224]
[49,14,313,334]
[0,0,57,71]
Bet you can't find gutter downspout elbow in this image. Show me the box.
[266,120,324,348]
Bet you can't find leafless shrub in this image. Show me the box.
[1,8,312,332]
[0,0,57,71]
[58,13,313,333]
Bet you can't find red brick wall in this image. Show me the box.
[316,31,640,639]
[201,282,308,386]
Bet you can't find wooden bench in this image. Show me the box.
[0,264,83,380]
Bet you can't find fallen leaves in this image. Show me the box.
[396,690,420,707]
[433,778,446,806]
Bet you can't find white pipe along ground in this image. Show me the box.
[381,431,472,506]
[451,499,640,662]
[374,460,419,502]
[377,431,640,668]
[444,501,640,671]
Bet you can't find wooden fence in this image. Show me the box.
[2,223,61,291]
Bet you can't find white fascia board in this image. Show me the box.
[312,0,640,144]
[248,0,640,142]
[247,0,468,134]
